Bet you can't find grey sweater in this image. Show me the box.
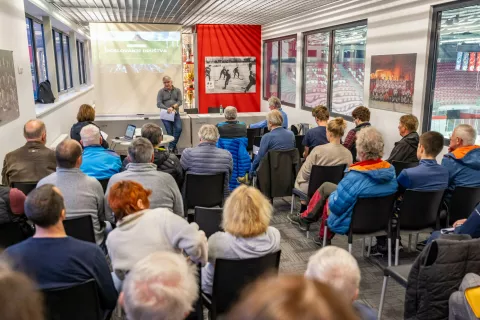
[37,168,108,245]
[156,87,183,110]
[105,163,184,219]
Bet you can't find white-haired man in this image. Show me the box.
[157,75,183,153]
[442,124,480,202]
[305,246,376,320]
[250,96,288,129]
[120,251,198,320]
[79,124,121,180]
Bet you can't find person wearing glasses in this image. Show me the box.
[157,76,183,154]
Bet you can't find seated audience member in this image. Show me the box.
[2,120,56,186]
[70,104,109,149]
[106,138,183,217]
[302,105,329,157]
[428,203,480,243]
[181,124,233,197]
[106,181,207,287]
[122,123,183,187]
[216,107,250,190]
[249,96,288,129]
[202,185,280,295]
[79,124,121,180]
[120,252,198,320]
[317,127,397,244]
[37,139,112,248]
[442,124,480,202]
[248,110,295,179]
[0,261,43,320]
[227,275,358,320]
[0,186,33,238]
[305,246,377,320]
[4,185,118,313]
[343,106,371,160]
[387,114,420,163]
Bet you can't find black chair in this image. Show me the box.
[247,128,262,152]
[448,186,480,224]
[208,107,221,114]
[394,189,445,265]
[0,222,27,248]
[63,215,96,243]
[185,108,199,114]
[43,279,107,320]
[253,136,262,148]
[202,251,281,319]
[184,173,225,219]
[295,135,305,158]
[391,161,419,177]
[324,194,396,265]
[291,164,346,237]
[194,206,223,238]
[97,179,109,194]
[11,182,37,195]
[378,264,411,319]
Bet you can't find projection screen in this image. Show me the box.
[90,23,182,115]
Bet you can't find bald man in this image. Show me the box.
[2,120,56,186]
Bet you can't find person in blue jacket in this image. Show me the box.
[428,203,480,243]
[249,96,288,130]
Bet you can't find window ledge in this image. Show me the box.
[36,85,94,118]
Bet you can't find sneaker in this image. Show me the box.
[367,244,384,257]
[313,236,331,247]
[237,173,250,185]
[287,214,310,231]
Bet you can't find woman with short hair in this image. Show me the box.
[70,104,109,149]
[201,185,281,295]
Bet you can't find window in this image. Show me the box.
[77,40,86,84]
[302,21,367,117]
[53,30,73,92]
[425,1,480,144]
[26,17,48,100]
[263,36,297,106]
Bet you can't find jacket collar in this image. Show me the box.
[451,145,480,159]
[419,159,437,165]
[117,209,149,227]
[350,159,391,171]
[83,145,103,150]
[56,167,82,173]
[198,141,216,147]
[125,163,157,171]
[25,141,46,148]
[355,122,370,129]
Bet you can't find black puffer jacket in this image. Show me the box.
[387,132,419,163]
[122,147,184,187]
[70,121,109,149]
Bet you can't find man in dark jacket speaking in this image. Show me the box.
[387,114,419,163]
[157,76,182,153]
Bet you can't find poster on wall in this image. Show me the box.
[369,53,417,113]
[205,56,256,94]
[0,50,20,125]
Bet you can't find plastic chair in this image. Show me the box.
[448,186,480,224]
[194,206,223,238]
[208,107,221,114]
[394,189,445,265]
[97,179,109,194]
[378,264,411,319]
[391,161,419,177]
[184,173,225,218]
[185,108,199,114]
[295,135,305,158]
[202,251,281,319]
[43,279,108,320]
[247,128,262,152]
[0,222,27,248]
[11,181,37,195]
[63,215,96,243]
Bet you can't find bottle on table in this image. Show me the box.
[220,105,223,114]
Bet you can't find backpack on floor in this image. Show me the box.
[36,80,55,104]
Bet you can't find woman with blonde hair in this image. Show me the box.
[201,185,281,295]
[70,104,109,149]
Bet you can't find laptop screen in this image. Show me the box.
[125,124,136,139]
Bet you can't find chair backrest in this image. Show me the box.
[0,222,26,248]
[247,128,262,151]
[208,107,221,114]
[185,108,199,114]
[11,182,37,195]
[253,136,262,148]
[185,173,225,210]
[295,135,305,157]
[449,186,480,222]
[307,165,346,198]
[194,206,223,238]
[349,194,396,236]
[211,251,281,316]
[63,215,96,243]
[43,279,103,320]
[398,189,445,231]
[391,161,419,177]
[97,179,109,194]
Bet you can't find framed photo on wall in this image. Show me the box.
[0,50,20,125]
[205,56,256,94]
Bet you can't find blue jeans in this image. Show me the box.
[162,112,182,150]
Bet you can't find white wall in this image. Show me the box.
[262,0,454,160]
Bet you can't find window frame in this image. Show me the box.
[77,40,87,85]
[423,0,480,145]
[262,34,297,108]
[26,15,49,99]
[26,17,39,98]
[301,19,367,120]
[53,28,73,93]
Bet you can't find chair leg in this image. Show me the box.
[323,225,327,247]
[367,237,372,257]
[394,238,399,266]
[362,238,365,257]
[290,194,295,215]
[414,233,419,251]
[387,237,392,267]
[306,230,309,239]
[408,234,412,252]
[378,276,389,320]
[348,242,352,253]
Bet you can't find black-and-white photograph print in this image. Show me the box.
[205,56,256,94]
[0,50,20,125]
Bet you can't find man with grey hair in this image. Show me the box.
[79,124,121,180]
[106,137,183,217]
[305,246,377,320]
[181,124,233,197]
[250,96,288,129]
[2,119,56,186]
[122,123,183,187]
[442,124,480,202]
[120,251,198,320]
[157,75,183,153]
[216,106,247,138]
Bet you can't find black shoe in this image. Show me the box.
[368,244,384,257]
[313,236,331,247]
[287,214,310,231]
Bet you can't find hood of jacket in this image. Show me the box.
[349,159,396,183]
[154,147,172,165]
[227,227,280,256]
[125,162,157,172]
[446,145,480,170]
[400,132,419,148]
